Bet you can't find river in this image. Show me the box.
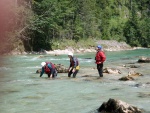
[0,49,150,113]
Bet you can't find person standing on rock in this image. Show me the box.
[40,62,57,79]
[95,45,106,77]
[68,52,79,78]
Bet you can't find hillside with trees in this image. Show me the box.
[0,0,149,54]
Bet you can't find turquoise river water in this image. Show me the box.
[0,49,150,113]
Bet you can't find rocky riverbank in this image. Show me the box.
[7,40,146,55]
[43,40,144,55]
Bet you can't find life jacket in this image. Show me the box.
[44,66,50,74]
[44,62,55,74]
[95,51,106,64]
[70,57,79,67]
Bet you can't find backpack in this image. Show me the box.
[46,62,55,69]
[73,57,79,66]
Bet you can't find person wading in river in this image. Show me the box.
[68,52,79,78]
[95,45,106,77]
[40,62,57,79]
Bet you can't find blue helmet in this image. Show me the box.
[97,45,102,49]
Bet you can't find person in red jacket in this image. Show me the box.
[40,62,57,78]
[95,45,106,77]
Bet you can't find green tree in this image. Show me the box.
[24,0,150,51]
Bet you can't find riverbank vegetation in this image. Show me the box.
[0,0,149,54]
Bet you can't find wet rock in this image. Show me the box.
[111,88,120,91]
[36,64,68,73]
[119,71,143,81]
[138,57,150,63]
[134,84,141,87]
[36,69,41,73]
[129,65,140,68]
[138,92,150,98]
[119,76,134,81]
[128,71,143,76]
[123,64,140,68]
[98,98,142,113]
[130,82,150,88]
[146,82,150,84]
[54,64,68,73]
[103,68,121,74]
[82,75,93,77]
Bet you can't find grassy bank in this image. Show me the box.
[51,39,131,51]
[51,38,97,50]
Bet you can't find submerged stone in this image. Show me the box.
[130,65,141,68]
[138,92,150,98]
[119,76,134,81]
[82,75,93,77]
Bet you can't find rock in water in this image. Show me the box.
[138,57,150,63]
[98,98,142,113]
[103,68,122,74]
[54,64,68,73]
[36,69,41,73]
[118,71,143,81]
[128,71,143,76]
[119,76,134,81]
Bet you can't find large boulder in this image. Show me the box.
[36,64,68,73]
[138,57,150,63]
[98,98,142,113]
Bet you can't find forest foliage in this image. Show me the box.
[1,0,150,53]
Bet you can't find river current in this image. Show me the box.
[0,49,150,113]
